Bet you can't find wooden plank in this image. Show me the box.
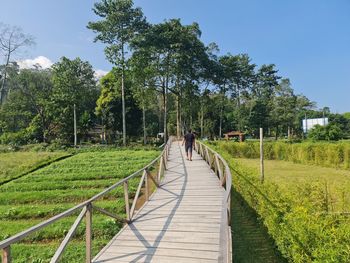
[50,207,87,263]
[105,240,220,252]
[95,246,219,260]
[130,171,146,219]
[123,181,130,221]
[2,246,11,263]
[86,204,92,263]
[95,254,218,263]
[93,205,127,223]
[145,170,149,201]
[93,141,231,263]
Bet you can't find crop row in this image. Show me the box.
[0,151,69,184]
[0,200,123,220]
[0,148,160,262]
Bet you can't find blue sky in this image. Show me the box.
[0,0,349,113]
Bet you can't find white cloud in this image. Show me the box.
[17,56,109,81]
[17,56,53,70]
[94,69,108,79]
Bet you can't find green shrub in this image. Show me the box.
[211,145,350,262]
[210,141,350,170]
[0,130,30,146]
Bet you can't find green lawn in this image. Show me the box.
[235,158,350,212]
[0,149,159,263]
[0,151,69,185]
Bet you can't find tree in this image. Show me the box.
[0,23,35,104]
[88,0,148,145]
[131,19,209,141]
[308,124,343,141]
[96,68,142,143]
[271,78,297,139]
[129,51,157,144]
[50,57,98,143]
[249,64,280,135]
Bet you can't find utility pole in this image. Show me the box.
[74,104,77,147]
[305,113,308,135]
[323,110,326,126]
[260,128,264,183]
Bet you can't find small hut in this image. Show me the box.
[223,131,245,142]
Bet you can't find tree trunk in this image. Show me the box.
[288,126,291,140]
[200,105,204,138]
[121,43,126,146]
[163,79,168,144]
[176,95,180,139]
[275,126,278,140]
[0,52,11,105]
[143,104,147,144]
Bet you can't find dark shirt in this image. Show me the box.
[184,133,195,146]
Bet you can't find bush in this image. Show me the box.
[308,124,343,141]
[211,141,350,170]
[211,145,350,263]
[0,130,31,146]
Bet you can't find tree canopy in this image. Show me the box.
[1,0,349,145]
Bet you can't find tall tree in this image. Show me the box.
[129,50,157,144]
[87,0,148,145]
[51,57,98,144]
[271,78,297,139]
[0,23,34,104]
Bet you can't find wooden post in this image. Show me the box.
[260,128,264,183]
[74,104,77,147]
[86,203,92,263]
[145,170,149,201]
[157,157,163,183]
[2,246,11,263]
[123,181,130,221]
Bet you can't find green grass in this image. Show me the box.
[0,152,70,184]
[0,148,159,263]
[212,140,350,170]
[210,142,350,262]
[231,189,287,263]
[234,158,350,212]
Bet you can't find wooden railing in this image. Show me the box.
[0,138,172,263]
[194,140,232,263]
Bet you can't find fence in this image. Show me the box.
[195,141,232,263]
[0,138,171,263]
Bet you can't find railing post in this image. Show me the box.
[2,246,11,263]
[145,170,149,201]
[86,203,92,263]
[157,156,164,183]
[123,181,130,222]
[162,155,167,170]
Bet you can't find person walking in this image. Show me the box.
[182,129,195,161]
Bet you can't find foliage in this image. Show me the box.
[0,151,68,184]
[50,57,99,143]
[88,0,148,145]
[308,123,343,141]
[211,143,350,263]
[2,1,350,147]
[211,140,350,169]
[0,148,159,261]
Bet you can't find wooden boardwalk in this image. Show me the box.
[93,141,226,263]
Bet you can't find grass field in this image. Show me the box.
[0,152,70,185]
[235,158,350,212]
[209,142,350,262]
[0,148,159,263]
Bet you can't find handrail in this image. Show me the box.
[0,137,172,263]
[194,140,232,263]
